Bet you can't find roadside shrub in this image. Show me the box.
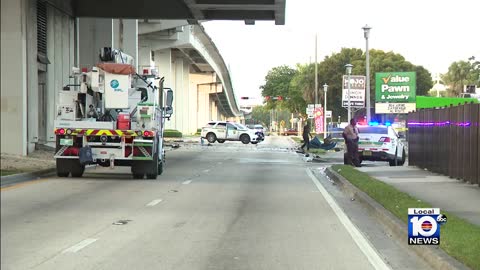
[164,129,182,138]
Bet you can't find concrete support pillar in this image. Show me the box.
[1,0,28,155]
[113,19,138,69]
[25,0,38,153]
[172,57,185,131]
[155,49,172,92]
[79,18,138,69]
[78,18,113,68]
[182,60,190,134]
[46,7,75,145]
[138,46,153,70]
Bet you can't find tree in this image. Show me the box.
[442,60,477,96]
[442,58,480,96]
[251,106,270,126]
[260,48,433,121]
[415,65,433,96]
[260,65,296,110]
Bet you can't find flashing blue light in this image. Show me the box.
[369,121,379,126]
[385,121,392,126]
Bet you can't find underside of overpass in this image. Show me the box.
[73,0,286,25]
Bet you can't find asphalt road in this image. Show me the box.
[1,136,429,270]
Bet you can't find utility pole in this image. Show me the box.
[323,83,328,139]
[345,64,353,121]
[362,25,372,123]
[314,34,318,134]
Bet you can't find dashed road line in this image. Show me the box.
[62,238,98,253]
[146,199,163,206]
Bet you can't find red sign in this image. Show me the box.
[314,107,324,134]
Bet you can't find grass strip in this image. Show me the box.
[0,169,25,176]
[291,137,302,144]
[331,164,480,270]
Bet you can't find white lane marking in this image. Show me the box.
[146,199,163,206]
[306,169,391,270]
[62,238,98,253]
[182,180,192,185]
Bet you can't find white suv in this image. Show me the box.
[348,125,406,166]
[201,121,261,144]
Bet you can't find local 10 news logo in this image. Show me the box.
[408,208,447,245]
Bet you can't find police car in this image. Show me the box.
[354,124,406,166]
[200,121,261,144]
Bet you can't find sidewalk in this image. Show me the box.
[1,149,55,177]
[357,165,480,226]
[164,136,201,144]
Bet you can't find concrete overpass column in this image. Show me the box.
[172,57,185,132]
[154,49,173,88]
[80,19,138,68]
[211,99,218,121]
[78,18,113,68]
[197,85,205,128]
[138,46,152,69]
[113,19,138,69]
[179,59,192,134]
[153,49,173,129]
[1,0,28,155]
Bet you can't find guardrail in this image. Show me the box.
[407,103,480,186]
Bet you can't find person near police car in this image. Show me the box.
[342,118,361,167]
[300,123,313,153]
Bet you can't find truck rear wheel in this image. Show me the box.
[56,158,70,177]
[132,146,159,180]
[132,158,158,179]
[146,140,160,179]
[56,159,70,177]
[132,173,144,179]
[70,162,85,178]
[56,159,84,177]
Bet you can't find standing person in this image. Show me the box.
[300,123,313,153]
[343,118,361,167]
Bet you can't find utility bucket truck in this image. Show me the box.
[54,47,174,179]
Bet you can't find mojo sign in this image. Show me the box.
[342,75,366,108]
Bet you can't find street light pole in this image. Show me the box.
[345,64,353,120]
[315,34,318,107]
[323,83,328,139]
[362,24,372,123]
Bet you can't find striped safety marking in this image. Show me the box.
[56,129,138,136]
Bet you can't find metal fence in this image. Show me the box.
[407,103,480,186]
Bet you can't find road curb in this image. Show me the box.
[1,168,56,188]
[324,167,469,270]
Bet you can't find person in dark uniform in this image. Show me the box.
[342,118,361,167]
[300,123,313,153]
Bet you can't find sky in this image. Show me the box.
[202,0,480,106]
